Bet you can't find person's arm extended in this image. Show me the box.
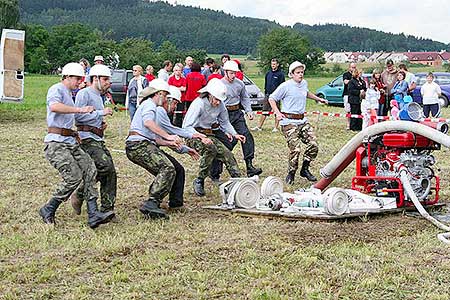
[144,119,179,142]
[50,102,94,114]
[307,91,328,104]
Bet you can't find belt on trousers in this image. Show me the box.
[195,127,214,135]
[211,123,219,129]
[128,131,156,144]
[76,124,104,138]
[282,112,304,120]
[226,104,241,111]
[47,127,78,137]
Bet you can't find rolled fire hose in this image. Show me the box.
[320,121,450,180]
[220,179,260,209]
[398,166,450,244]
[261,176,284,198]
[323,188,350,216]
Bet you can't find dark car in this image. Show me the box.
[109,69,133,104]
[412,72,450,107]
[315,73,371,106]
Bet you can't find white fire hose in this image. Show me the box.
[219,176,260,209]
[398,165,450,244]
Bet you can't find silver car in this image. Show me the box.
[243,75,265,110]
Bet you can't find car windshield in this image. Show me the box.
[332,76,343,86]
[111,70,123,83]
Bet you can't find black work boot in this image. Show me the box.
[193,178,205,196]
[86,198,115,229]
[300,160,317,182]
[140,200,169,220]
[285,171,296,185]
[39,198,62,224]
[245,159,262,177]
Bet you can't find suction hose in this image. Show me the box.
[316,121,450,191]
[398,165,450,244]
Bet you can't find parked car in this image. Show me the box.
[243,74,265,110]
[110,69,133,104]
[315,74,371,106]
[412,72,450,107]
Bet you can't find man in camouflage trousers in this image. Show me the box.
[72,64,117,215]
[183,78,246,196]
[39,62,114,228]
[269,61,328,185]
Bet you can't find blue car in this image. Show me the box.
[412,72,450,107]
[316,74,371,105]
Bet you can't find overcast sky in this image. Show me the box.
[173,0,450,44]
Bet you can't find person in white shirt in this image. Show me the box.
[157,60,173,82]
[362,79,380,129]
[421,72,442,117]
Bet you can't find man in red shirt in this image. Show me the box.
[169,65,187,126]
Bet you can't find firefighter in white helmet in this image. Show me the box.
[210,60,262,183]
[71,64,117,218]
[269,61,328,184]
[39,62,115,228]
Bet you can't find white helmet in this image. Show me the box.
[168,85,182,101]
[62,62,85,77]
[149,78,170,93]
[89,64,111,77]
[94,55,104,62]
[223,60,240,72]
[288,61,306,78]
[198,78,227,101]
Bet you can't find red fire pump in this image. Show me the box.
[351,128,441,208]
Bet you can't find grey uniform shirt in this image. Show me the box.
[221,77,252,113]
[126,99,157,142]
[182,97,237,135]
[155,107,197,139]
[270,79,309,126]
[75,87,106,141]
[44,82,77,144]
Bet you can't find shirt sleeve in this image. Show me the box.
[47,86,63,106]
[269,83,286,102]
[217,102,237,135]
[182,99,201,129]
[240,81,252,113]
[74,90,102,123]
[141,101,156,122]
[156,107,195,138]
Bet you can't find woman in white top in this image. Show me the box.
[421,72,442,117]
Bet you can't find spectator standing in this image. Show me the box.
[93,55,104,65]
[372,69,387,116]
[201,57,215,80]
[342,63,356,130]
[398,64,417,95]
[220,54,231,76]
[252,58,285,132]
[168,64,187,126]
[182,63,206,124]
[233,59,244,80]
[391,71,408,109]
[348,68,366,131]
[421,72,442,117]
[381,59,398,106]
[207,64,223,82]
[126,65,148,121]
[182,56,193,77]
[145,65,155,82]
[158,60,173,82]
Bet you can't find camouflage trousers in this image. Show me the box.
[125,140,177,204]
[281,122,318,173]
[45,142,98,203]
[76,139,117,212]
[187,136,241,179]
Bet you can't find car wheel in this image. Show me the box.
[316,93,325,104]
[438,95,449,108]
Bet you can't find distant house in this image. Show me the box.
[367,52,384,62]
[327,52,351,63]
[377,52,393,63]
[389,52,409,63]
[323,52,334,63]
[404,52,443,67]
[440,51,450,63]
[348,52,370,62]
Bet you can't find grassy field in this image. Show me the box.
[1,74,450,299]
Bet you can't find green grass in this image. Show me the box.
[1,75,450,299]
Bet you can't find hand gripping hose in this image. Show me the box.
[398,165,450,244]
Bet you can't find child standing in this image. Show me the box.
[390,100,400,120]
[362,79,380,129]
[421,72,442,118]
